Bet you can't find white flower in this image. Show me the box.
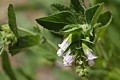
[88,60,96,66]
[85,49,97,60]
[63,52,74,67]
[58,38,70,51]
[57,49,64,57]
[85,49,97,66]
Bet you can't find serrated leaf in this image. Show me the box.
[70,0,85,14]
[85,3,103,26]
[9,35,40,55]
[36,11,76,32]
[8,4,19,37]
[94,11,112,42]
[51,3,70,12]
[2,51,17,80]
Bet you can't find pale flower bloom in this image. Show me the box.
[58,38,70,51]
[63,52,74,67]
[88,60,96,66]
[85,49,97,66]
[85,49,97,60]
[57,49,64,57]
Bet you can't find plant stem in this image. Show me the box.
[18,27,36,35]
[46,39,58,51]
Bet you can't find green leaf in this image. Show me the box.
[9,35,40,55]
[36,11,76,32]
[97,11,112,26]
[8,4,19,37]
[70,0,85,14]
[18,69,35,80]
[62,24,82,34]
[85,3,104,26]
[94,11,112,42]
[1,51,17,80]
[51,3,70,12]
[0,33,4,55]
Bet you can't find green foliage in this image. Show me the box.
[62,24,82,34]
[70,0,85,14]
[94,11,112,42]
[85,3,104,26]
[97,11,112,26]
[36,0,112,77]
[8,4,19,37]
[1,51,17,80]
[51,3,70,12]
[0,33,4,54]
[36,11,76,32]
[9,35,40,55]
[0,0,116,80]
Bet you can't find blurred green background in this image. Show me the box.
[0,0,120,80]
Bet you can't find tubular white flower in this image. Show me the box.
[57,49,64,57]
[58,38,70,51]
[85,49,97,66]
[63,51,74,67]
[85,49,97,60]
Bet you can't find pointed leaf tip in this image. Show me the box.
[8,4,19,37]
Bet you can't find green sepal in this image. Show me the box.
[82,43,93,54]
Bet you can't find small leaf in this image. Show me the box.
[62,24,82,34]
[91,3,104,26]
[51,3,70,12]
[9,35,40,55]
[2,51,17,80]
[97,11,112,26]
[70,0,85,14]
[36,11,76,32]
[94,11,112,42]
[85,3,103,26]
[8,4,19,37]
